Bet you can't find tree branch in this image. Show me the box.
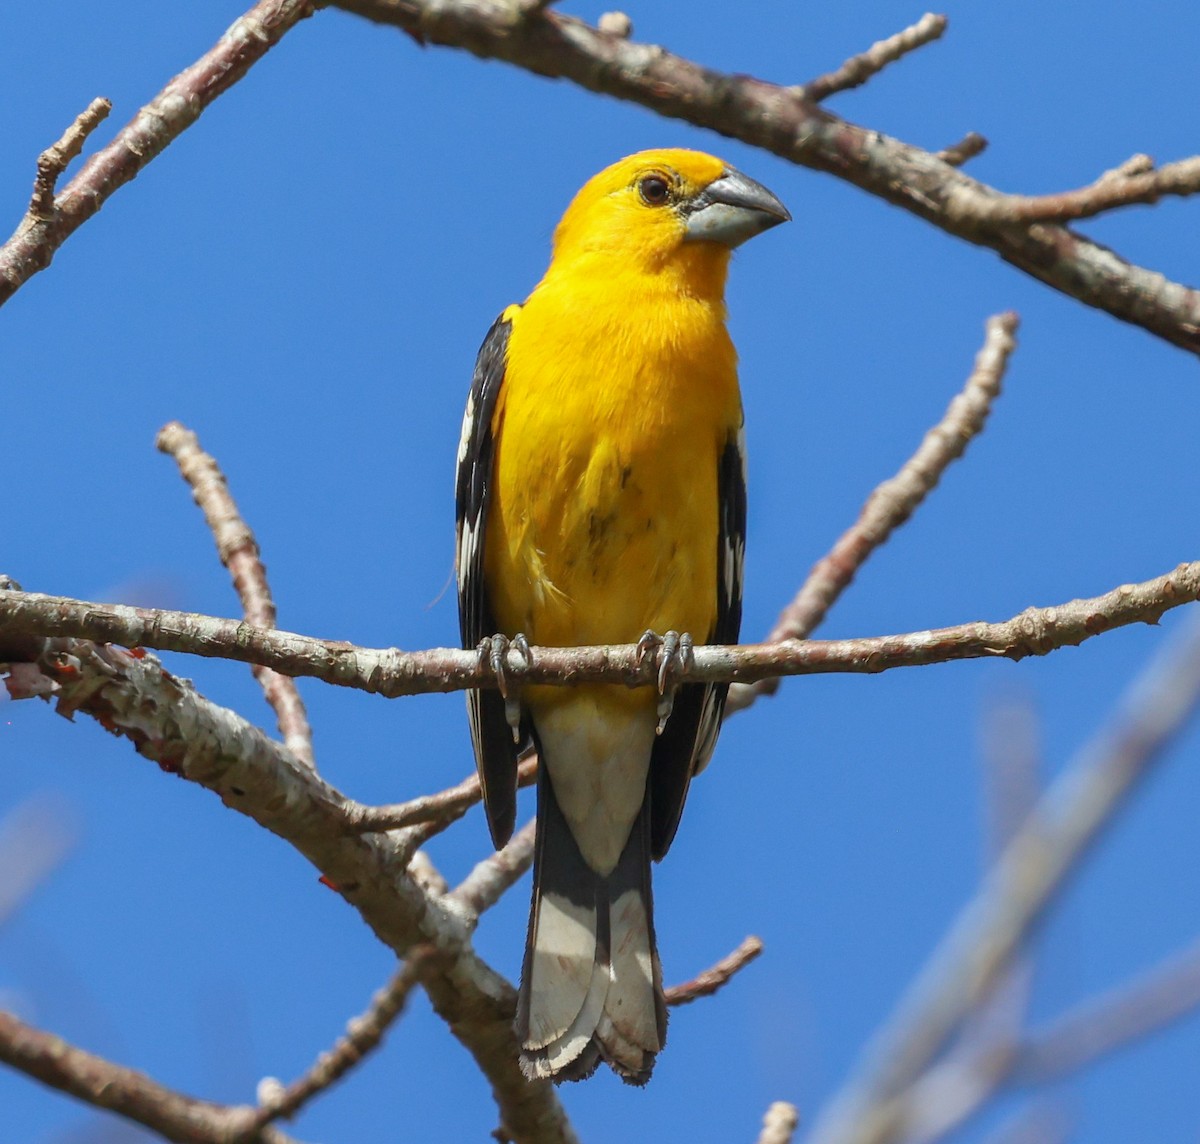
[248,948,440,1133]
[0,795,75,930]
[948,154,1200,225]
[27,98,111,221]
[728,312,1017,714]
[450,819,537,919]
[0,637,576,1144]
[0,0,316,305]
[340,755,537,834]
[0,1009,294,1144]
[329,0,1200,355]
[807,608,1200,1144]
[156,422,315,770]
[664,935,764,1007]
[798,13,947,102]
[756,1101,801,1144]
[5,557,1197,698]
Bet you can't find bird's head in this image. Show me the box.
[549,149,790,280]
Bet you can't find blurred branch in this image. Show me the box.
[27,99,111,221]
[0,1009,295,1144]
[0,795,76,930]
[756,1101,800,1144]
[330,0,1200,355]
[1016,933,1200,1082]
[157,422,315,770]
[728,311,1017,714]
[664,935,764,1007]
[807,608,1200,1144]
[0,0,316,306]
[5,558,1198,697]
[0,638,577,1144]
[979,1104,1071,1144]
[798,13,947,102]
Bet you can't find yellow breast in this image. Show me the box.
[483,263,742,656]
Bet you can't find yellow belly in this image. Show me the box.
[483,278,741,714]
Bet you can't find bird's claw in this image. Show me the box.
[477,633,531,742]
[637,630,694,734]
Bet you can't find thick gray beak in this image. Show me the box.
[683,166,790,248]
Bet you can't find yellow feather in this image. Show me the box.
[484,150,743,717]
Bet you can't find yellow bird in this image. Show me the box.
[456,149,788,1084]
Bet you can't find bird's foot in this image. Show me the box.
[636,629,694,734]
[477,633,531,742]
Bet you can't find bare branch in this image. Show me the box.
[330,0,1200,355]
[248,948,439,1132]
[0,1009,294,1144]
[665,935,764,1007]
[756,1101,801,1144]
[0,638,576,1143]
[0,0,316,305]
[4,557,1199,698]
[948,154,1200,225]
[342,755,537,834]
[936,132,988,167]
[799,14,948,102]
[451,819,537,919]
[156,421,315,769]
[28,99,111,221]
[807,609,1200,1144]
[728,312,1017,714]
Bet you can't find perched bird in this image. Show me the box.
[455,149,788,1084]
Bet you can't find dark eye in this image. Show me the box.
[638,175,671,206]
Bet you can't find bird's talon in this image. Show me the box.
[636,629,662,667]
[478,633,529,734]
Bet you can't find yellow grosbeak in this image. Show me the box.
[456,149,788,1083]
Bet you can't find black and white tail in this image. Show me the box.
[516,765,666,1085]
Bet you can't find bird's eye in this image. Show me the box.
[638,175,671,206]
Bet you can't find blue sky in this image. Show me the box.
[4,2,1200,1141]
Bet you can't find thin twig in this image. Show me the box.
[936,132,988,167]
[727,312,1018,714]
[451,819,537,918]
[947,154,1200,225]
[247,948,439,1133]
[342,755,538,834]
[0,1009,294,1144]
[807,608,1200,1144]
[665,935,764,1007]
[0,0,316,304]
[4,556,1200,697]
[756,1101,801,1144]
[156,421,315,769]
[799,13,948,102]
[28,99,111,220]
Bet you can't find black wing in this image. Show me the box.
[649,422,747,859]
[456,310,522,848]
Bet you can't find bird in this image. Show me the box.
[455,149,788,1085]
